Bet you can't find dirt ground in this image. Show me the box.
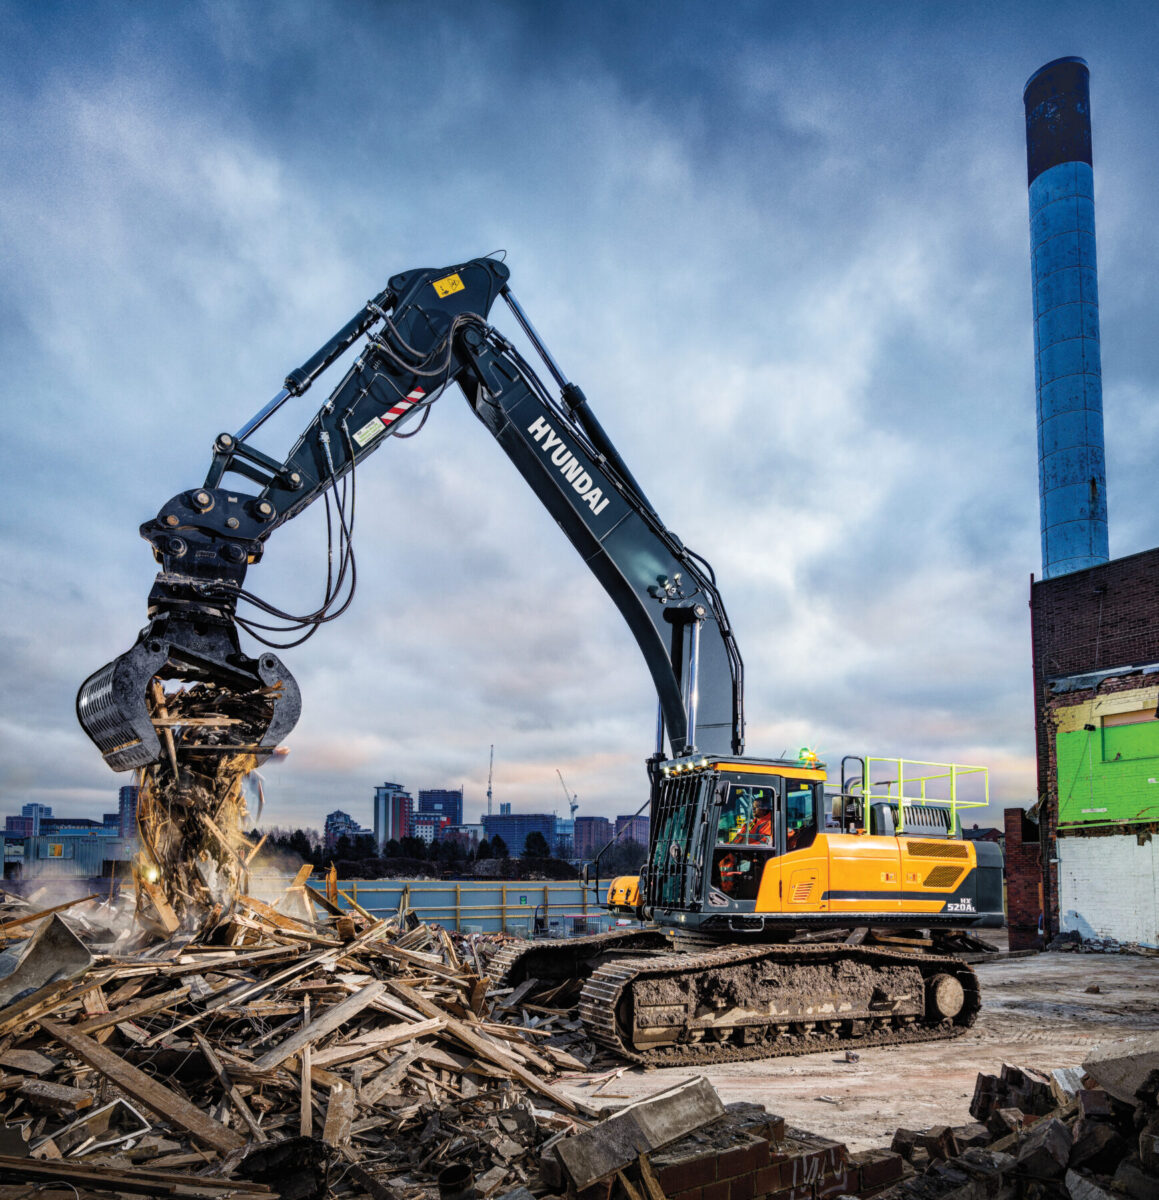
[557,938,1159,1151]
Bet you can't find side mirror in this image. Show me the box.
[581,864,590,885]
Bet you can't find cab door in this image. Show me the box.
[778,781,828,913]
[709,780,778,909]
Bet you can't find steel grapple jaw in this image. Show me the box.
[76,622,301,773]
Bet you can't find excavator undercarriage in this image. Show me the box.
[491,928,980,1066]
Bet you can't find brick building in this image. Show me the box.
[614,814,650,846]
[373,783,413,848]
[1012,547,1159,949]
[573,815,612,859]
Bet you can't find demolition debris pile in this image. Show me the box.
[0,877,1155,1200]
[0,884,598,1199]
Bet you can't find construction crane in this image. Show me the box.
[556,769,579,818]
[486,744,494,818]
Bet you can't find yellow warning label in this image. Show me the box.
[432,272,465,299]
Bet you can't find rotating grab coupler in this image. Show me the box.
[76,485,301,772]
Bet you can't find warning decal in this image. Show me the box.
[432,272,465,298]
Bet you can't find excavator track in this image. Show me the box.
[489,927,671,989]
[577,941,980,1066]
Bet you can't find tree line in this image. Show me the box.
[252,826,648,878]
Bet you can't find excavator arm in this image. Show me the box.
[77,256,744,774]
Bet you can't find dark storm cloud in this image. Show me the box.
[2,0,1157,831]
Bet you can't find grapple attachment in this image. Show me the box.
[76,625,301,773]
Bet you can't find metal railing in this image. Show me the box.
[299,878,620,936]
[843,756,989,834]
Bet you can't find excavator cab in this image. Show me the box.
[637,751,1002,936]
[643,754,828,921]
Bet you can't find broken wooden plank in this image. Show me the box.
[299,1043,313,1137]
[617,1170,646,1200]
[192,1030,266,1143]
[75,985,190,1035]
[497,977,541,1010]
[309,1016,445,1069]
[137,879,180,935]
[322,1080,355,1147]
[0,973,108,1038]
[359,1049,420,1106]
[38,1019,245,1154]
[638,1154,667,1200]
[0,1154,272,1196]
[17,1078,93,1115]
[240,895,319,934]
[250,981,386,1073]
[0,1050,55,1077]
[386,980,579,1114]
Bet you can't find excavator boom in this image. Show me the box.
[78,256,742,775]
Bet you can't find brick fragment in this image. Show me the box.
[1015,1116,1070,1180]
[655,1156,717,1195]
[916,1126,959,1162]
[718,1136,769,1180]
[847,1148,904,1189]
[753,1164,782,1196]
[889,1128,919,1161]
[1077,1088,1113,1118]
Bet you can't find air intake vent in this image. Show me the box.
[906,840,969,859]
[792,880,814,903]
[924,865,965,888]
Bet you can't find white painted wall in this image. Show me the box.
[1058,834,1159,947]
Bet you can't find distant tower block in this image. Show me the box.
[1024,57,1109,578]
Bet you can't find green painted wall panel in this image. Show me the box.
[1057,722,1159,826]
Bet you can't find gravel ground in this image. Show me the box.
[557,937,1159,1151]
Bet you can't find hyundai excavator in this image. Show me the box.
[77,255,1002,1064]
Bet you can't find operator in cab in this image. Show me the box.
[744,792,773,844]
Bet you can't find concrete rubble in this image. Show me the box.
[877,1047,1159,1199]
[1047,931,1159,958]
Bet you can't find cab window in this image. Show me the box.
[710,782,777,901]
[786,784,819,852]
[715,784,777,846]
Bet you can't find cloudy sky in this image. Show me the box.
[3,1,1158,836]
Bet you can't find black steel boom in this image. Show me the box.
[78,257,744,772]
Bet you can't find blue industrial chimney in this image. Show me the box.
[1024,56,1109,579]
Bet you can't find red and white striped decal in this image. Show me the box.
[381,387,425,427]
